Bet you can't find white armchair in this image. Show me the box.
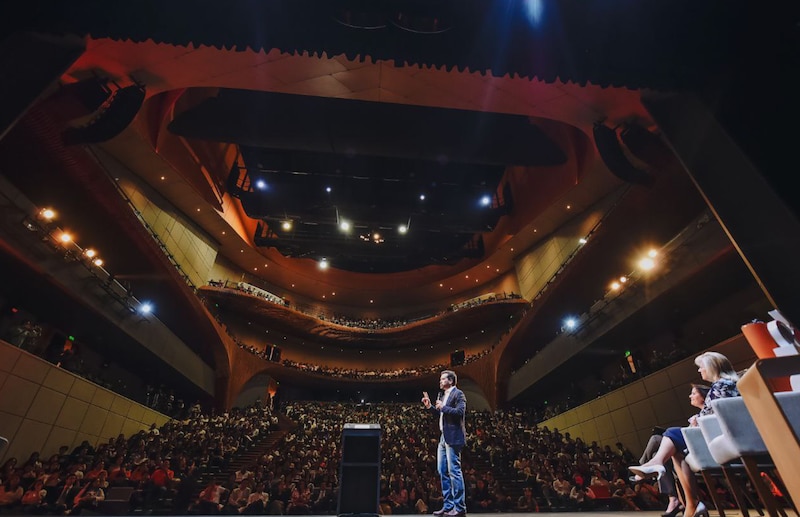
[702,395,800,517]
[685,421,759,517]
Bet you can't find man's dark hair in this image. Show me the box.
[442,370,457,385]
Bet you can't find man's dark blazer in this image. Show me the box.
[430,387,467,447]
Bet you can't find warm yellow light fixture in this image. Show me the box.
[638,257,655,271]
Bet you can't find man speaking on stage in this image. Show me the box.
[422,370,467,517]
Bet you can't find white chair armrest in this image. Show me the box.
[682,427,720,471]
[697,414,722,443]
[710,397,766,455]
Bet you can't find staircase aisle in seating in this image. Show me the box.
[165,414,297,515]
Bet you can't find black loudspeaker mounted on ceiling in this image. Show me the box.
[338,423,381,517]
[268,345,282,363]
[450,350,465,366]
[59,76,112,113]
[593,122,654,187]
[63,83,145,145]
[619,122,665,163]
[332,0,387,29]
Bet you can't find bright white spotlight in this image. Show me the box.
[255,179,267,190]
[325,186,332,193]
[480,195,491,207]
[318,258,329,270]
[610,281,621,290]
[40,208,56,220]
[398,225,408,234]
[139,302,153,314]
[639,257,656,271]
[93,258,104,267]
[619,276,628,283]
[648,249,658,258]
[564,318,577,330]
[281,220,292,231]
[419,194,426,201]
[579,237,588,244]
[84,249,97,258]
[339,220,351,232]
[59,232,72,243]
[523,0,544,26]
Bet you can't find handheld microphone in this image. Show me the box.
[437,390,445,403]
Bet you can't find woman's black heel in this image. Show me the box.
[692,502,709,517]
[661,506,684,517]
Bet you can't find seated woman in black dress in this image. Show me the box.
[629,351,740,517]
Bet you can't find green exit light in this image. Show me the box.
[68,335,75,341]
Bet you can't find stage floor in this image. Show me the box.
[283,513,756,517]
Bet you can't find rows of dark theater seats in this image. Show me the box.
[235,341,493,380]
[1,329,194,420]
[323,316,408,330]
[2,399,698,515]
[0,403,278,515]
[528,342,692,423]
[193,401,662,515]
[206,282,519,331]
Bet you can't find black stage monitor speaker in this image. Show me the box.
[450,350,465,366]
[338,423,381,517]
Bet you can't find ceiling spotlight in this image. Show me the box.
[480,195,491,207]
[638,257,656,271]
[398,225,408,234]
[610,281,621,290]
[339,220,351,232]
[579,237,588,244]
[648,249,658,258]
[325,186,332,193]
[84,249,97,258]
[40,208,56,220]
[255,179,267,190]
[419,194,426,201]
[281,220,292,231]
[59,232,72,243]
[564,317,577,330]
[619,276,628,283]
[93,258,104,267]
[139,302,153,314]
[318,258,329,270]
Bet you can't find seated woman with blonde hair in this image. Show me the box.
[629,351,740,517]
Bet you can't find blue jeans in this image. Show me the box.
[437,435,465,513]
